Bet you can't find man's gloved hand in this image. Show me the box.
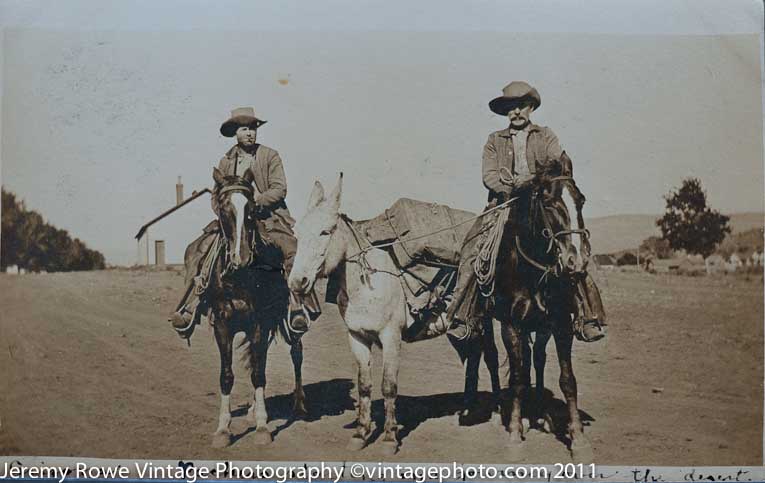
[253,195,271,219]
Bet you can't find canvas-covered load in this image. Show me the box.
[364,198,475,268]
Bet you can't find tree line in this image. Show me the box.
[1,189,105,272]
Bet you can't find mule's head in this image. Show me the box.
[288,173,343,294]
[212,167,257,271]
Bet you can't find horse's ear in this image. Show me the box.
[328,172,343,212]
[212,167,225,187]
[307,180,325,210]
[242,168,255,183]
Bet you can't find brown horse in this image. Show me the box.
[490,165,594,462]
[207,167,306,448]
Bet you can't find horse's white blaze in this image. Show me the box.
[231,192,249,263]
[216,393,231,434]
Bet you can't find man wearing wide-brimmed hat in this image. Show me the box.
[446,82,605,343]
[169,107,320,339]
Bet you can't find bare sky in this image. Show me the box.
[1,2,763,265]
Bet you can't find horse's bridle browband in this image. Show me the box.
[216,181,258,275]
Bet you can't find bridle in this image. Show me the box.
[215,181,256,276]
[514,175,591,282]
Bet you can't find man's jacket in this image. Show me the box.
[482,123,574,202]
[215,143,296,229]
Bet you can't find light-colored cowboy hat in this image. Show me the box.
[488,81,541,115]
[219,107,268,137]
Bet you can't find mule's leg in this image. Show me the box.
[482,318,503,422]
[347,331,373,451]
[212,322,235,448]
[290,337,308,418]
[499,318,526,458]
[552,320,592,462]
[380,327,402,455]
[533,331,554,432]
[248,322,272,445]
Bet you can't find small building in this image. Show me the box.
[592,254,616,268]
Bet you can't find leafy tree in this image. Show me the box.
[617,252,638,266]
[639,235,673,259]
[1,188,106,271]
[656,178,731,258]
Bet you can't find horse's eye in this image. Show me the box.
[320,229,332,236]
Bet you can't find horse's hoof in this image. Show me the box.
[346,436,367,451]
[542,414,555,433]
[381,440,399,456]
[491,412,503,428]
[570,439,594,464]
[457,409,480,426]
[211,430,232,448]
[252,427,273,445]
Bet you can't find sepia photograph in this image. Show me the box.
[0,0,763,478]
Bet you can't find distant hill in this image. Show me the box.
[585,212,764,255]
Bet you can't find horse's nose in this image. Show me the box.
[566,254,577,271]
[289,275,309,293]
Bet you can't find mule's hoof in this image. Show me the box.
[211,430,232,448]
[346,436,366,451]
[570,440,594,464]
[491,412,503,428]
[252,427,273,445]
[293,400,308,419]
[381,440,399,456]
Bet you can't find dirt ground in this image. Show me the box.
[0,268,762,465]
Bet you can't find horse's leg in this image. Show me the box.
[533,330,554,432]
[212,321,235,448]
[290,337,308,418]
[499,318,526,459]
[552,318,592,462]
[378,326,401,455]
[347,331,373,451]
[458,337,482,425]
[482,317,503,424]
[521,332,533,432]
[248,321,272,445]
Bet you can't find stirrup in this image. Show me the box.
[286,305,313,334]
[170,302,203,339]
[575,317,605,343]
[447,322,473,342]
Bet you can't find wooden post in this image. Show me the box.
[155,240,166,266]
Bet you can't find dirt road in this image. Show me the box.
[0,268,762,464]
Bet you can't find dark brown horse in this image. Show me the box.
[490,164,594,462]
[207,167,306,448]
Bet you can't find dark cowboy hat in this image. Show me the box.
[220,107,268,137]
[488,81,541,116]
